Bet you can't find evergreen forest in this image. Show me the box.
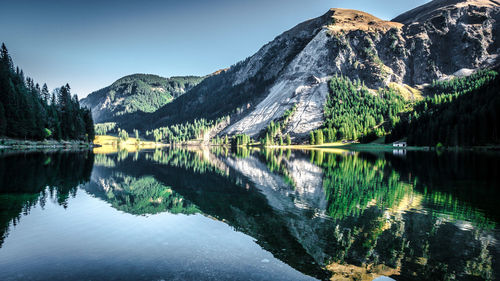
[387,70,499,146]
[0,43,94,141]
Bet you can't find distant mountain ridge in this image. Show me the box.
[81,74,203,123]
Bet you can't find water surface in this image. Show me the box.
[0,148,499,280]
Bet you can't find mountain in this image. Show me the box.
[117,0,500,142]
[80,74,204,123]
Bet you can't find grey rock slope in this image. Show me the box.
[126,0,500,139]
[393,0,500,83]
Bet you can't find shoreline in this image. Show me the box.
[4,136,499,153]
[240,142,500,152]
[0,138,94,150]
[267,143,428,151]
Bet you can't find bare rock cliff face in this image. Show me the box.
[220,1,499,140]
[395,0,500,84]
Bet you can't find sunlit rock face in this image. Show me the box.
[223,29,333,139]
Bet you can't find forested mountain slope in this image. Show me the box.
[387,69,500,146]
[81,74,203,123]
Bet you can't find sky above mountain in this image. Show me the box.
[0,0,429,98]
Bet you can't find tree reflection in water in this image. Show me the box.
[0,150,94,247]
[1,147,498,280]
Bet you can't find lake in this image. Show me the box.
[0,147,499,280]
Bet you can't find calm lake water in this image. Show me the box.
[0,147,499,280]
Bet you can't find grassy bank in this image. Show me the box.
[93,135,166,154]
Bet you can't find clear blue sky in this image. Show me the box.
[0,0,429,98]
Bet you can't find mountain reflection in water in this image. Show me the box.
[0,147,499,281]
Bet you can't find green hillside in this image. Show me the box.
[81,74,204,123]
[322,75,407,142]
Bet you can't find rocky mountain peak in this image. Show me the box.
[327,8,403,34]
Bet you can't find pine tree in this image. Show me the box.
[316,130,324,145]
[0,43,12,71]
[0,102,6,135]
[83,109,95,142]
[41,83,49,102]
